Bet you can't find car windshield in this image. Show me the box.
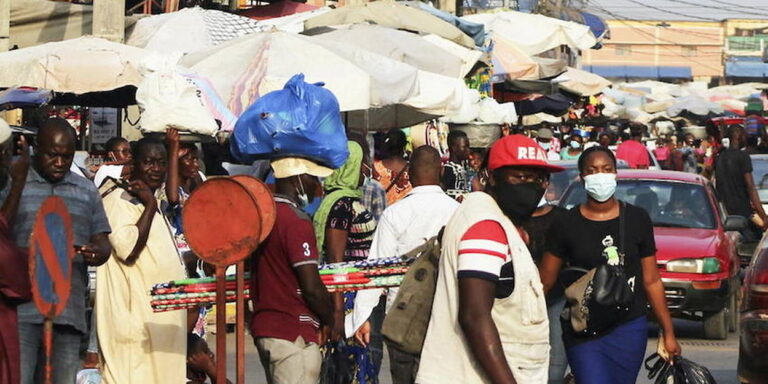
[752,158,768,202]
[561,179,716,229]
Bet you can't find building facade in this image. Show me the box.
[582,20,724,83]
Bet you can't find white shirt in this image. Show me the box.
[347,185,460,336]
[94,165,124,188]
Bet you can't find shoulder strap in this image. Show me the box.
[619,201,626,263]
[385,164,409,193]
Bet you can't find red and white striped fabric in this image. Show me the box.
[457,220,510,282]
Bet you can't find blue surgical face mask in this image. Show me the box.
[583,173,617,202]
[539,141,551,151]
[570,140,581,149]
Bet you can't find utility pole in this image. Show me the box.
[0,0,10,52]
[93,0,126,43]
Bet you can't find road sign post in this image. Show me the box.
[28,196,74,384]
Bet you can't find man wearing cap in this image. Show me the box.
[250,157,334,384]
[416,135,563,384]
[536,128,562,161]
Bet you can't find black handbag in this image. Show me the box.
[562,202,635,336]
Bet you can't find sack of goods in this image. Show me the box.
[136,54,219,135]
[230,73,349,169]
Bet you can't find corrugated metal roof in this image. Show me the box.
[585,0,768,22]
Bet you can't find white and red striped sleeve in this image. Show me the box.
[457,220,509,282]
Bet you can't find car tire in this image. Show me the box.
[704,306,728,340]
[729,284,740,333]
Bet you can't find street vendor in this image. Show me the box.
[97,138,187,384]
[250,157,334,384]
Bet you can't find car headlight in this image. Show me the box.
[665,257,721,273]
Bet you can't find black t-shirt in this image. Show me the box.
[546,203,656,347]
[715,149,753,217]
[524,205,569,265]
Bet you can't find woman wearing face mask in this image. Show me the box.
[539,146,680,384]
[313,139,381,381]
[559,134,583,160]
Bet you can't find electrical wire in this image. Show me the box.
[619,0,723,22]
[658,0,768,18]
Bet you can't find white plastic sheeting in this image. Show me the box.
[463,11,596,55]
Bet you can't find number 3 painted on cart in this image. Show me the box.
[302,242,311,257]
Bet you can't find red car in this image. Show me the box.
[739,233,768,383]
[560,170,745,340]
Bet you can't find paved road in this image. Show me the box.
[220,318,739,383]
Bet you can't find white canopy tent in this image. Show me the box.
[463,11,596,55]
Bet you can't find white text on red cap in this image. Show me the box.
[518,147,548,162]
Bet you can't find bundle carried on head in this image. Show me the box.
[230,74,349,169]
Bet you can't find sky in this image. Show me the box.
[584,0,768,21]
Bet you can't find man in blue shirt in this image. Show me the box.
[4,118,112,384]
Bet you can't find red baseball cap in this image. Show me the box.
[488,135,565,173]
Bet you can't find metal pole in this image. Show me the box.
[43,319,53,384]
[0,0,9,52]
[235,261,245,384]
[215,267,227,383]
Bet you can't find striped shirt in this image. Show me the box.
[457,220,515,297]
[3,168,111,333]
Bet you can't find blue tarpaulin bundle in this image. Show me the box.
[230,74,349,168]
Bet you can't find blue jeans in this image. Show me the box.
[547,295,567,384]
[19,322,83,384]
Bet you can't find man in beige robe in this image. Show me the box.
[97,138,187,384]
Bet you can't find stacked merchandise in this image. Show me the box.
[319,256,412,292]
[150,255,415,312]
[150,275,251,313]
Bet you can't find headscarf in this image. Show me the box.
[313,141,364,256]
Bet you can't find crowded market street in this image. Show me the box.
[3,1,768,384]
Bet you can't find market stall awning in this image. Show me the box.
[555,9,609,47]
[304,2,476,48]
[725,57,768,78]
[400,1,485,46]
[463,11,596,55]
[239,0,318,20]
[554,67,611,96]
[584,65,692,80]
[126,7,262,54]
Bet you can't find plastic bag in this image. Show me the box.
[320,342,354,384]
[645,353,717,384]
[76,369,101,384]
[136,54,219,135]
[230,74,349,168]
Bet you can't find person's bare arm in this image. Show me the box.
[325,228,349,341]
[123,180,157,265]
[744,171,768,226]
[458,277,517,384]
[539,252,564,295]
[641,256,681,359]
[165,128,181,205]
[1,136,29,224]
[79,233,112,266]
[296,263,333,327]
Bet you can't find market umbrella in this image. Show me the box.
[0,36,150,96]
[463,11,596,55]
[126,7,262,54]
[309,24,472,78]
[304,1,476,48]
[400,1,485,46]
[554,67,611,96]
[239,0,319,20]
[181,31,372,115]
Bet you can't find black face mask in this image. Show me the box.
[492,181,545,224]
